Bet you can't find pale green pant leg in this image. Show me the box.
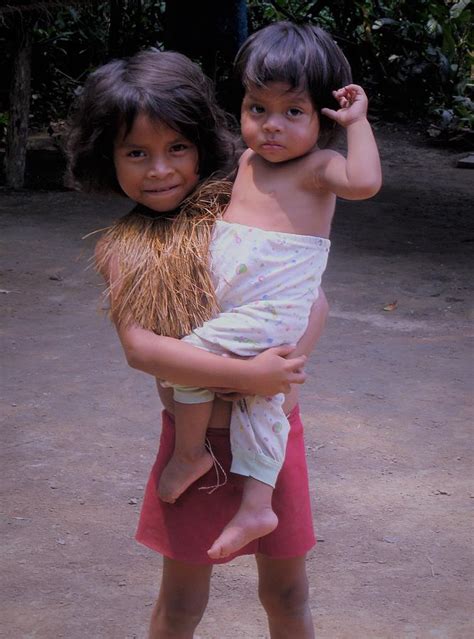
[229,393,289,488]
[172,385,215,404]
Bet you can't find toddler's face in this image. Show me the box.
[240,82,320,163]
[113,113,199,212]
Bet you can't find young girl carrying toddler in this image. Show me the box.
[67,44,328,637]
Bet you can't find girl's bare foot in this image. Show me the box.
[158,451,214,503]
[207,505,278,559]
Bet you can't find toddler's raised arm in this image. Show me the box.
[318,84,382,200]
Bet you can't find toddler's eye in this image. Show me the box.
[170,143,188,153]
[287,108,303,117]
[250,104,265,114]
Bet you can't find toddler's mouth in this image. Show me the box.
[262,141,284,148]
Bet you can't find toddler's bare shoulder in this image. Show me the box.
[307,148,344,169]
[239,147,254,165]
[300,149,343,189]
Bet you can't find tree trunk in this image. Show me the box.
[108,0,123,58]
[5,19,32,190]
[163,0,247,113]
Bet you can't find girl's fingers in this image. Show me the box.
[271,344,296,357]
[290,371,307,385]
[288,354,306,369]
[216,392,246,401]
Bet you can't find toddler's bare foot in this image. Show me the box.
[207,505,278,559]
[158,450,214,503]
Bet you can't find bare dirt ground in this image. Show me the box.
[1,125,473,638]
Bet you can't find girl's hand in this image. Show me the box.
[210,292,329,401]
[207,344,307,400]
[321,84,369,127]
[245,345,306,396]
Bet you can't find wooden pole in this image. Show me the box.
[5,17,32,189]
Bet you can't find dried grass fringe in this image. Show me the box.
[95,179,232,338]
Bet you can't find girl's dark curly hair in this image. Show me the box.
[66,49,238,193]
[234,22,352,147]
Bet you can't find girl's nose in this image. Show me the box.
[262,115,282,132]
[148,157,173,179]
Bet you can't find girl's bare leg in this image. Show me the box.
[158,400,214,503]
[148,557,213,639]
[207,477,278,559]
[256,553,315,639]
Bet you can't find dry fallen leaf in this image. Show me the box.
[383,300,398,312]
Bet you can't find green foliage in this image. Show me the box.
[1,0,472,142]
[366,1,472,123]
[0,111,8,145]
[30,1,166,126]
[0,1,166,136]
[248,0,473,140]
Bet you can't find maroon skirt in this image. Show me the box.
[136,404,316,564]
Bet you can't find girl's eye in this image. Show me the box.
[127,149,145,158]
[287,108,303,117]
[250,104,265,114]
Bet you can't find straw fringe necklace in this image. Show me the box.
[95,180,232,338]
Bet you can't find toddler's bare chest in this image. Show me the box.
[227,173,330,235]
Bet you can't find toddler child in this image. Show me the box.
[159,21,382,560]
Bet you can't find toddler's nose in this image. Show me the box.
[262,115,282,132]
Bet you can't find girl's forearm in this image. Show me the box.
[345,118,382,198]
[118,324,251,389]
[116,323,306,397]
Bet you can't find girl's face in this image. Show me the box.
[113,113,200,212]
[240,82,320,163]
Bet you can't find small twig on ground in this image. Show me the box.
[426,555,436,577]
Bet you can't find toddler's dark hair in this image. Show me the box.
[66,49,237,193]
[234,22,352,146]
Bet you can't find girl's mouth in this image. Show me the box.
[143,185,179,194]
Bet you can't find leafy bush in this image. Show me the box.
[0,1,166,138]
[1,0,472,143]
[248,0,473,140]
